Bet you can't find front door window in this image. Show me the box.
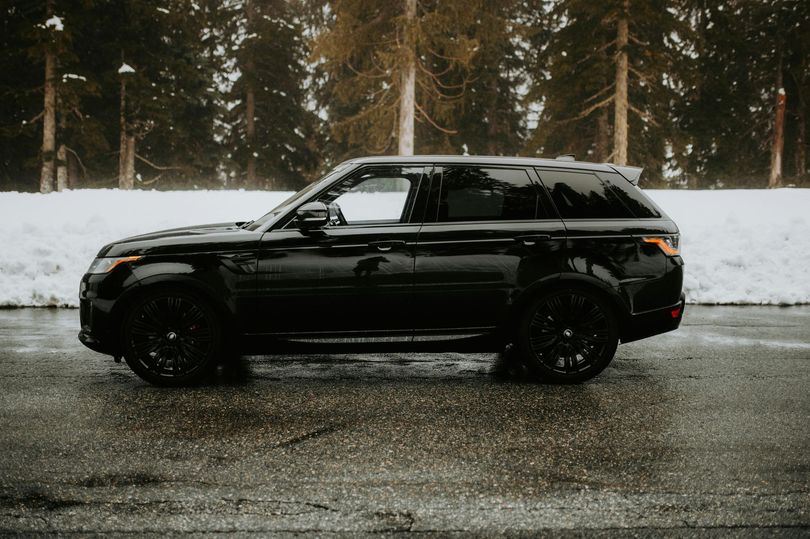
[316,166,425,225]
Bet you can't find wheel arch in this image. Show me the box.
[110,275,238,345]
[504,274,631,340]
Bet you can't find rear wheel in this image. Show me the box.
[121,290,222,386]
[518,288,619,383]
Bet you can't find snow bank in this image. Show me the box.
[0,190,289,307]
[645,189,810,305]
[0,188,808,307]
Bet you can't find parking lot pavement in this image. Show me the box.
[0,306,808,535]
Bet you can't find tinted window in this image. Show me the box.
[437,167,538,222]
[599,172,662,218]
[318,166,423,225]
[539,170,634,219]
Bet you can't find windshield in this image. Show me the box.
[244,163,353,231]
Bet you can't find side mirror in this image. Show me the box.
[296,201,329,230]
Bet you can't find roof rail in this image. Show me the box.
[555,154,576,161]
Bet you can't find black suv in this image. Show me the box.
[79,155,684,386]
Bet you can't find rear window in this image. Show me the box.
[599,172,662,218]
[437,166,539,222]
[537,169,634,219]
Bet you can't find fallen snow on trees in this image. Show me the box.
[44,16,64,31]
[0,188,808,307]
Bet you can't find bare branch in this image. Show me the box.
[135,153,184,171]
[424,44,475,65]
[334,88,395,126]
[345,59,388,79]
[137,173,163,185]
[416,62,468,92]
[65,146,87,176]
[576,39,618,66]
[414,100,457,134]
[629,34,650,47]
[557,94,615,125]
[629,104,659,126]
[584,83,615,105]
[27,111,44,124]
[628,65,656,84]
[416,76,465,100]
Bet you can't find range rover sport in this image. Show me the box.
[79,155,685,386]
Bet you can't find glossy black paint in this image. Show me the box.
[79,155,685,357]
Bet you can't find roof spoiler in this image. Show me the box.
[607,164,643,186]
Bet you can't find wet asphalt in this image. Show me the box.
[0,306,808,535]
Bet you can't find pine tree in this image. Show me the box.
[525,0,692,183]
[677,0,809,187]
[310,0,479,159]
[225,0,320,189]
[60,0,227,189]
[0,1,43,191]
[436,0,527,155]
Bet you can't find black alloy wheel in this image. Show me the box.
[519,288,619,383]
[121,290,222,386]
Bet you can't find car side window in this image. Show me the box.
[287,166,422,227]
[599,172,662,218]
[538,169,634,219]
[436,166,539,222]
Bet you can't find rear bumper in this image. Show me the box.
[621,293,685,344]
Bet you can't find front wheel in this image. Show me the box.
[518,288,619,383]
[120,290,222,386]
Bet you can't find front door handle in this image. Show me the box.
[368,240,406,252]
[515,234,552,246]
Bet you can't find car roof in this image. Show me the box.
[342,154,616,173]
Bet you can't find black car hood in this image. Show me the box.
[99,222,260,257]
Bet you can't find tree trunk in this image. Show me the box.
[39,1,56,194]
[245,85,256,185]
[398,0,416,156]
[612,0,629,166]
[56,112,67,191]
[67,149,80,188]
[796,89,806,178]
[768,28,785,189]
[245,0,258,186]
[118,57,133,189]
[595,107,610,162]
[124,135,136,188]
[768,87,786,188]
[56,144,68,191]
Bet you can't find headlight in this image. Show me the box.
[86,256,143,274]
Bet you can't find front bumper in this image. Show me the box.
[78,328,113,355]
[78,270,134,356]
[621,292,685,343]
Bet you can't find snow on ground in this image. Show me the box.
[645,189,810,305]
[0,188,808,307]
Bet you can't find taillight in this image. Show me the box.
[641,235,680,256]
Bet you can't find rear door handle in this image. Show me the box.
[368,240,406,252]
[515,234,552,246]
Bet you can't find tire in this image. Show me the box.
[120,289,223,386]
[517,288,619,383]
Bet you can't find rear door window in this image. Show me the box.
[434,166,540,222]
[537,169,634,219]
